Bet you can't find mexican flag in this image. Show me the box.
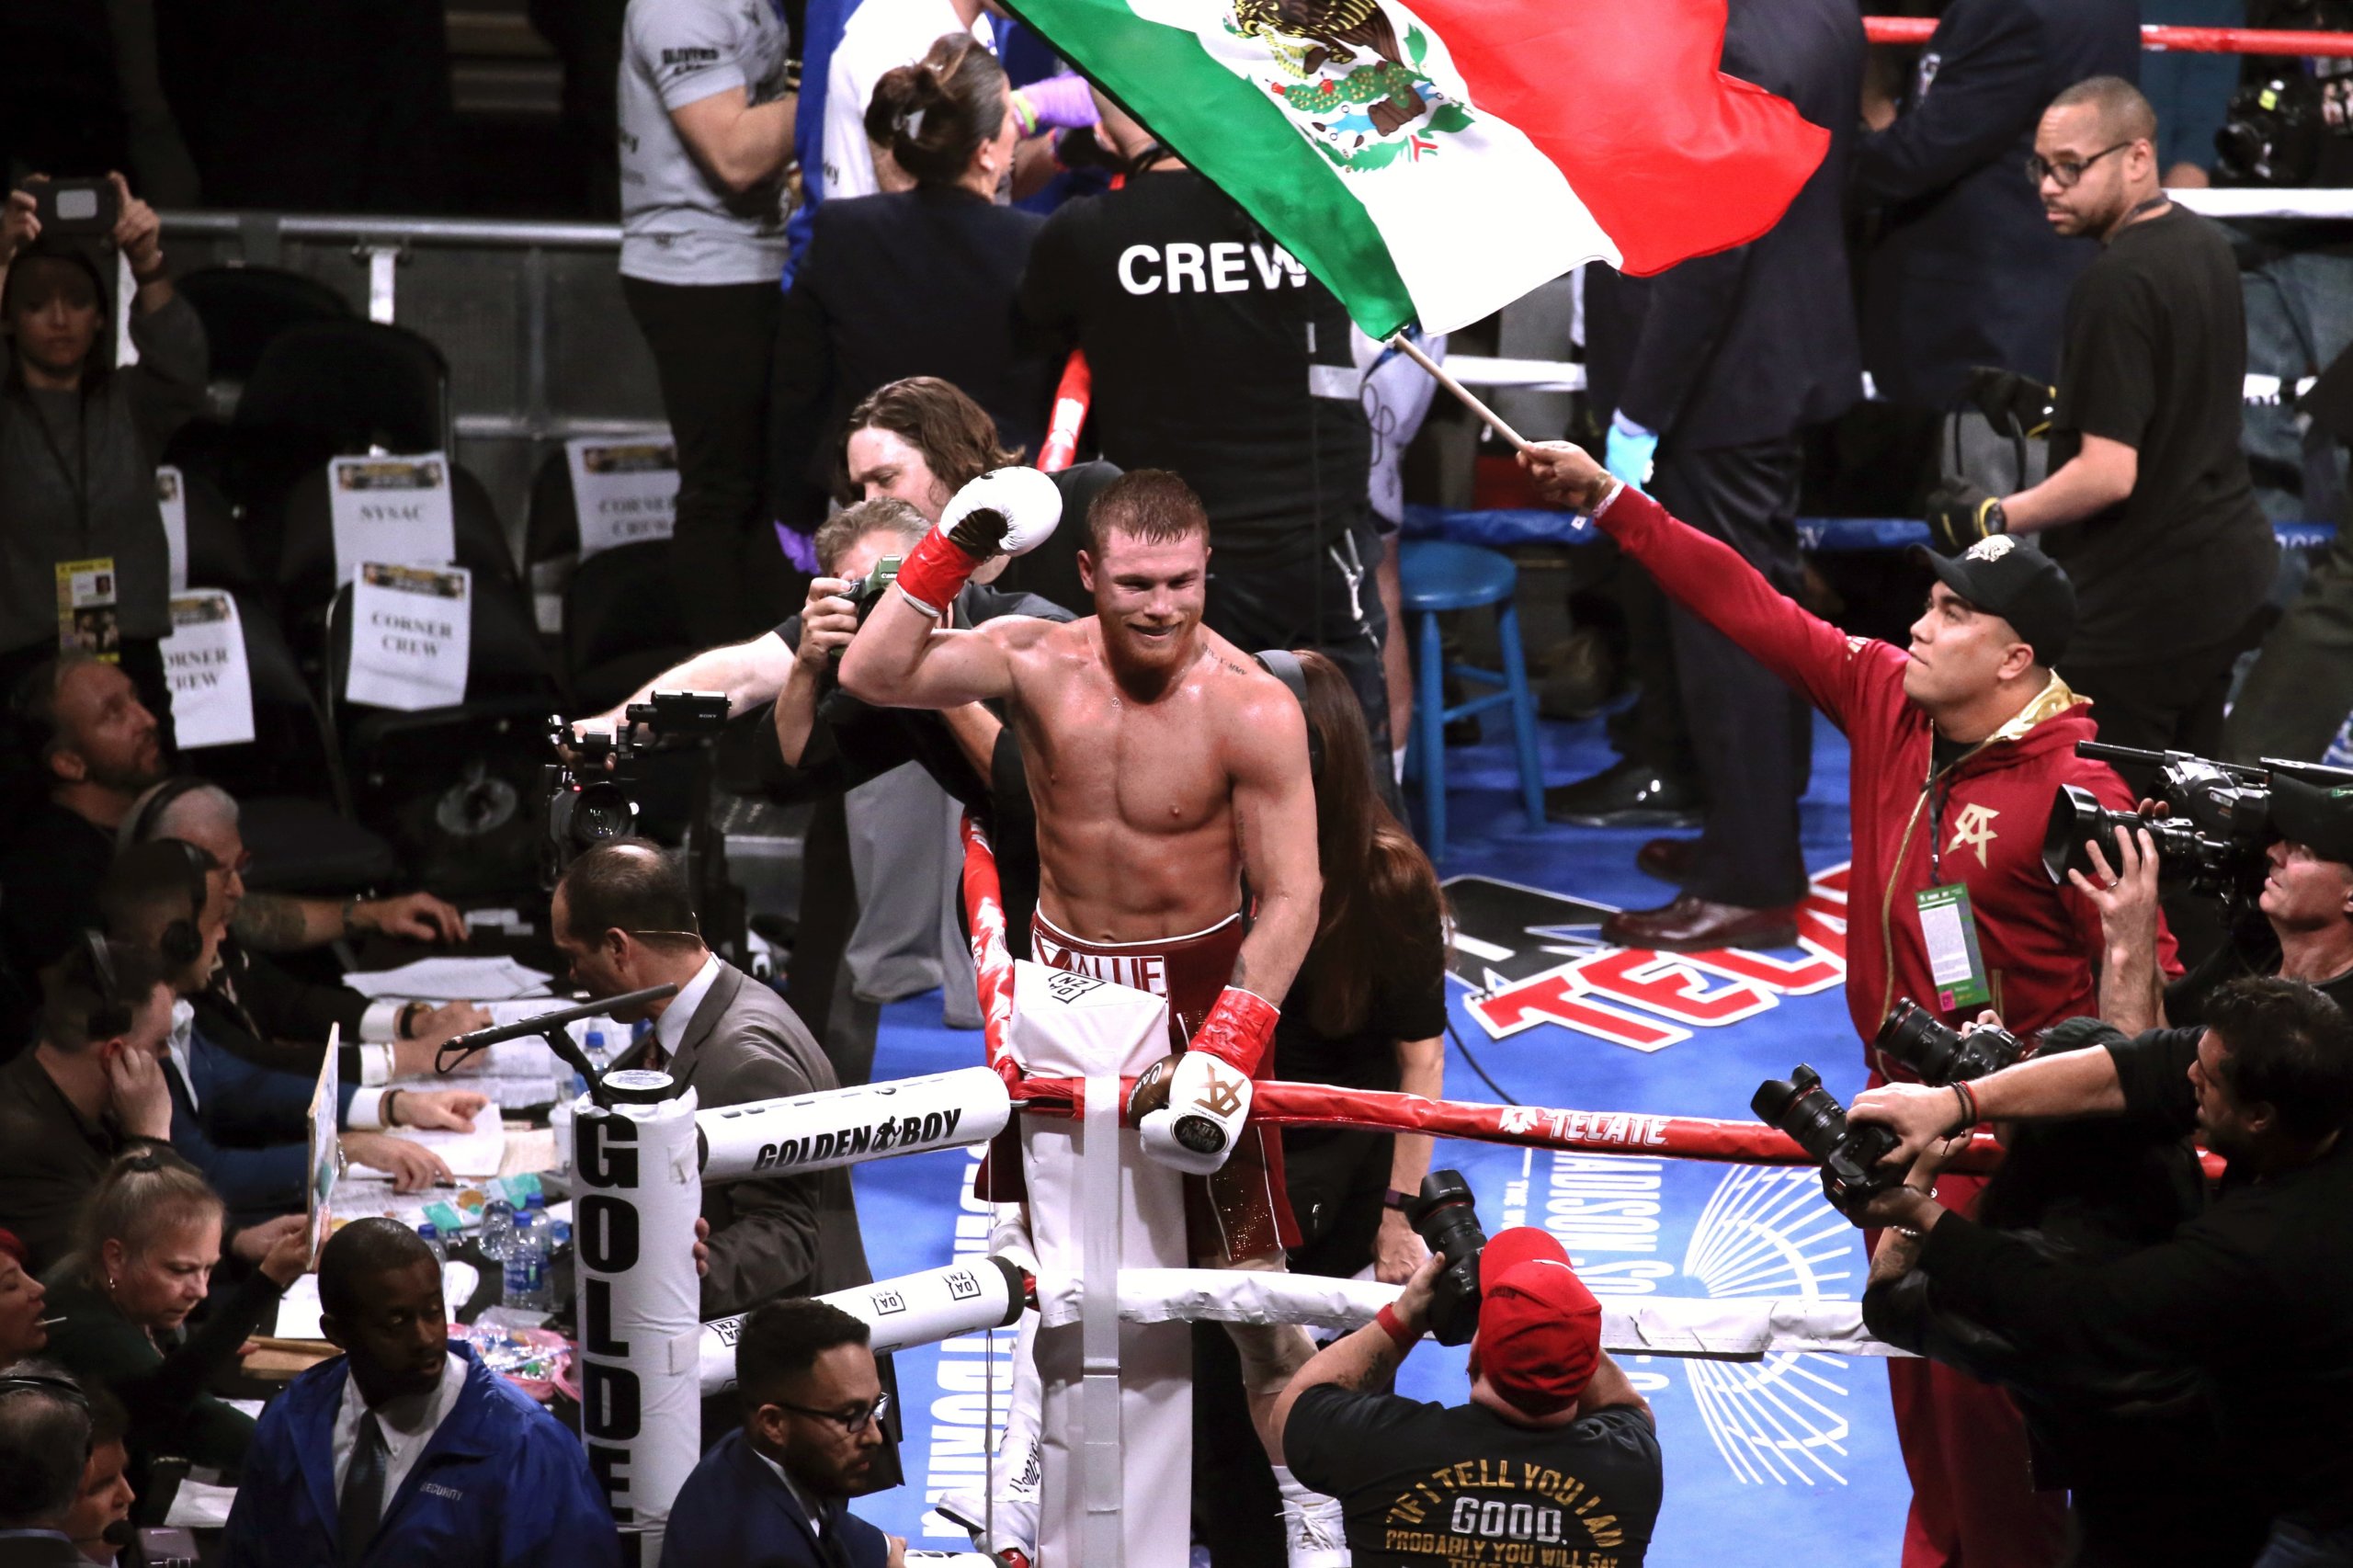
[1010,0,1830,337]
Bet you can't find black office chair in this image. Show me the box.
[174,266,354,384]
[275,460,519,623]
[525,446,582,570]
[223,319,456,567]
[179,469,265,603]
[323,574,560,901]
[563,540,695,714]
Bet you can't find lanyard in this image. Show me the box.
[24,384,93,547]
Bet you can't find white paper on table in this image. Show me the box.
[327,453,456,587]
[364,1106,506,1179]
[160,591,256,748]
[345,562,470,711]
[343,955,552,1000]
[157,465,188,593]
[165,1479,239,1529]
[275,1273,326,1340]
[307,1025,340,1268]
[566,434,678,557]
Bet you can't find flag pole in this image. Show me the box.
[1387,333,1534,455]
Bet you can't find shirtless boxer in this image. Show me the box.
[840,466,1327,1459]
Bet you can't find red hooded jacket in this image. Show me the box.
[1593,485,2175,1075]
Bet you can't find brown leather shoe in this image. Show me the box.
[1635,837,1697,882]
[1602,894,1800,953]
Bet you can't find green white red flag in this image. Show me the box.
[1008,0,1831,336]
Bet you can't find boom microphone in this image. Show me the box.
[435,984,677,1100]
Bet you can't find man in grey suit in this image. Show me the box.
[551,839,872,1318]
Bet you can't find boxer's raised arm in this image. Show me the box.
[1226,687,1321,1004]
[840,594,1034,710]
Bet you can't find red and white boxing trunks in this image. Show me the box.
[1029,907,1300,1265]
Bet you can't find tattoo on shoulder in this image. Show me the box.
[233,892,306,951]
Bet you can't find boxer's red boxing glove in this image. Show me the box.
[1188,985,1279,1075]
[893,466,1063,617]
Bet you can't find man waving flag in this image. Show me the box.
[1006,0,1831,335]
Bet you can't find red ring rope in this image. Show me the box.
[957,816,2225,1181]
[1865,17,2353,54]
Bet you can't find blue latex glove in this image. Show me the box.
[1606,412,1659,489]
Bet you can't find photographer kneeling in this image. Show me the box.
[2073,775,2353,1037]
[1849,977,2353,1568]
[1274,1230,1663,1568]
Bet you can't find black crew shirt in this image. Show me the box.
[2042,205,2277,663]
[1285,1387,1662,1568]
[1919,1026,2353,1529]
[1017,168,1370,567]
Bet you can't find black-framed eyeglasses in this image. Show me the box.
[2026,142,2131,189]
[771,1391,891,1434]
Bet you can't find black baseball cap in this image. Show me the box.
[2269,773,2353,866]
[1914,536,2077,667]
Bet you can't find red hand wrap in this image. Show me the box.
[1188,986,1279,1075]
[1374,1304,1419,1350]
[893,528,981,619]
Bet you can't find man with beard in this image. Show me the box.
[841,466,1335,1541]
[0,653,465,1058]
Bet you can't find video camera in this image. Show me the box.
[543,689,731,886]
[1752,1065,1904,1216]
[2042,744,2353,915]
[1877,999,2028,1085]
[1403,1169,1487,1346]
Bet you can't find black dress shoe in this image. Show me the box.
[1601,894,1800,952]
[1635,837,1697,882]
[1544,761,1703,827]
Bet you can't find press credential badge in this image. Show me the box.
[54,557,119,660]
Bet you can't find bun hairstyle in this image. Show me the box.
[863,33,1011,188]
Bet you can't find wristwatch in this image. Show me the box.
[1382,1188,1414,1211]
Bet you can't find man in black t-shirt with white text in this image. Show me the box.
[1925,75,2278,756]
[1017,96,1393,772]
[1276,1227,1663,1568]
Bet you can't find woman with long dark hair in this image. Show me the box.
[1197,648,1451,1565]
[1277,649,1449,1283]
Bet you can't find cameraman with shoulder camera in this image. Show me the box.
[1851,976,2353,1568]
[0,173,205,740]
[2067,772,2353,1038]
[1275,1229,1662,1568]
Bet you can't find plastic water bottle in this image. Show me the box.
[584,1024,612,1076]
[520,1192,554,1311]
[502,1204,545,1312]
[417,1222,446,1265]
[479,1195,514,1263]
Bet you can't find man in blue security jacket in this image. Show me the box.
[662,1296,901,1568]
[222,1219,620,1568]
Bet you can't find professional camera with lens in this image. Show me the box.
[2042,743,2311,912]
[1752,1064,1904,1215]
[834,555,903,651]
[1403,1169,1487,1346]
[1877,998,2028,1085]
[2217,74,2329,187]
[543,689,730,885]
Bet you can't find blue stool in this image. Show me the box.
[1398,540,1545,861]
